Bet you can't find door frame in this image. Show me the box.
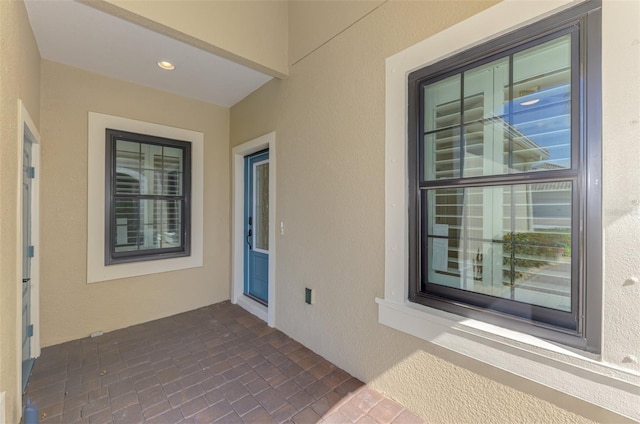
[232,132,276,326]
[17,99,41,398]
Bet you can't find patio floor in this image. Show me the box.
[23,301,424,423]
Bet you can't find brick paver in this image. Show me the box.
[24,301,425,423]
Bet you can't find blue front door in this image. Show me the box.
[244,150,269,304]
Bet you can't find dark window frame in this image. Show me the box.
[105,129,192,265]
[407,0,602,351]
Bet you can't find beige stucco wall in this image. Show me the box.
[288,0,384,65]
[39,60,230,347]
[0,1,41,422]
[93,0,289,78]
[601,0,640,371]
[230,0,637,422]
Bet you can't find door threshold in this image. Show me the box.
[244,293,268,307]
[236,295,268,323]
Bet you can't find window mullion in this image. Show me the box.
[459,73,465,179]
[507,53,516,296]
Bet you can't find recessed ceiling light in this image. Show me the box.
[157,61,175,71]
[520,98,540,106]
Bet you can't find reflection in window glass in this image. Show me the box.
[424,74,460,133]
[512,35,572,171]
[421,35,572,181]
[424,128,461,180]
[426,183,572,312]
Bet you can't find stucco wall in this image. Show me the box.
[230,0,637,422]
[39,60,231,347]
[288,0,384,65]
[0,1,41,422]
[600,0,640,371]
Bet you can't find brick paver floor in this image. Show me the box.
[23,301,424,423]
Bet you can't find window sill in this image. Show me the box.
[376,297,639,420]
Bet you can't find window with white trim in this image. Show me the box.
[407,0,601,350]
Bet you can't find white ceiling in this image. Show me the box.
[24,0,273,108]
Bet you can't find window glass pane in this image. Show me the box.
[115,141,142,194]
[140,143,163,195]
[138,199,158,250]
[462,58,510,177]
[462,121,508,177]
[115,141,141,167]
[422,35,573,180]
[507,182,572,311]
[163,147,183,196]
[163,147,183,171]
[164,171,182,197]
[424,74,460,133]
[156,200,182,249]
[114,198,140,252]
[424,128,461,180]
[426,188,465,278]
[115,172,140,195]
[511,35,572,171]
[425,182,572,312]
[254,162,269,251]
[114,199,183,253]
[463,57,509,123]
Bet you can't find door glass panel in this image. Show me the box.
[254,162,269,251]
[425,182,572,311]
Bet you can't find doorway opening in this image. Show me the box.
[19,100,41,395]
[232,133,276,326]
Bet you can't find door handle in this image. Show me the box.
[246,229,252,250]
[22,278,30,284]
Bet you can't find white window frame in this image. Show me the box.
[87,113,204,283]
[377,0,639,420]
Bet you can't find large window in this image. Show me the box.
[105,129,191,265]
[407,1,601,350]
